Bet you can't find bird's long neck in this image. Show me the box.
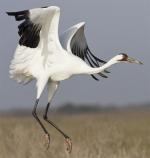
[81,58,118,75]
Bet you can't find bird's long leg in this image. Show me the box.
[32,99,50,149]
[41,81,72,153]
[43,102,70,138]
[43,102,72,153]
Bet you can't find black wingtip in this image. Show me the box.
[98,73,108,78]
[6,12,15,16]
[6,12,10,15]
[91,75,99,81]
[6,10,29,17]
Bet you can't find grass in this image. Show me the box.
[0,110,150,158]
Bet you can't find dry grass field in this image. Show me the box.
[0,110,150,158]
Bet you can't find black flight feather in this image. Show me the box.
[7,10,42,48]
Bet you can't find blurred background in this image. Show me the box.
[0,1,150,158]
[0,0,149,111]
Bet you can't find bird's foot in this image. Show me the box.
[43,133,50,149]
[64,136,72,154]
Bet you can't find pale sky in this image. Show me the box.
[0,0,149,110]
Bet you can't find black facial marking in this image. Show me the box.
[119,53,128,61]
[41,6,48,8]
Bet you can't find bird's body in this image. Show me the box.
[11,42,86,82]
[7,6,142,153]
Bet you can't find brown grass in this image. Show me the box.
[0,110,150,158]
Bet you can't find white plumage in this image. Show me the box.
[7,6,142,153]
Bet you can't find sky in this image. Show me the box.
[0,0,149,110]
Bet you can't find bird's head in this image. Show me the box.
[112,53,143,65]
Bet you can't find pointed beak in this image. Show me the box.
[127,56,143,65]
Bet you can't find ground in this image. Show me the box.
[0,110,150,158]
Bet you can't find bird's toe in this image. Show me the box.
[43,133,50,149]
[64,137,72,154]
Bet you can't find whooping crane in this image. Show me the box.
[7,6,142,153]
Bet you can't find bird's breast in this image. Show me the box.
[45,52,89,81]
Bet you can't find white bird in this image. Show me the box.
[7,6,142,153]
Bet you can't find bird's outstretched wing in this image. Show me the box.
[60,22,109,81]
[7,6,61,84]
[7,6,60,48]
